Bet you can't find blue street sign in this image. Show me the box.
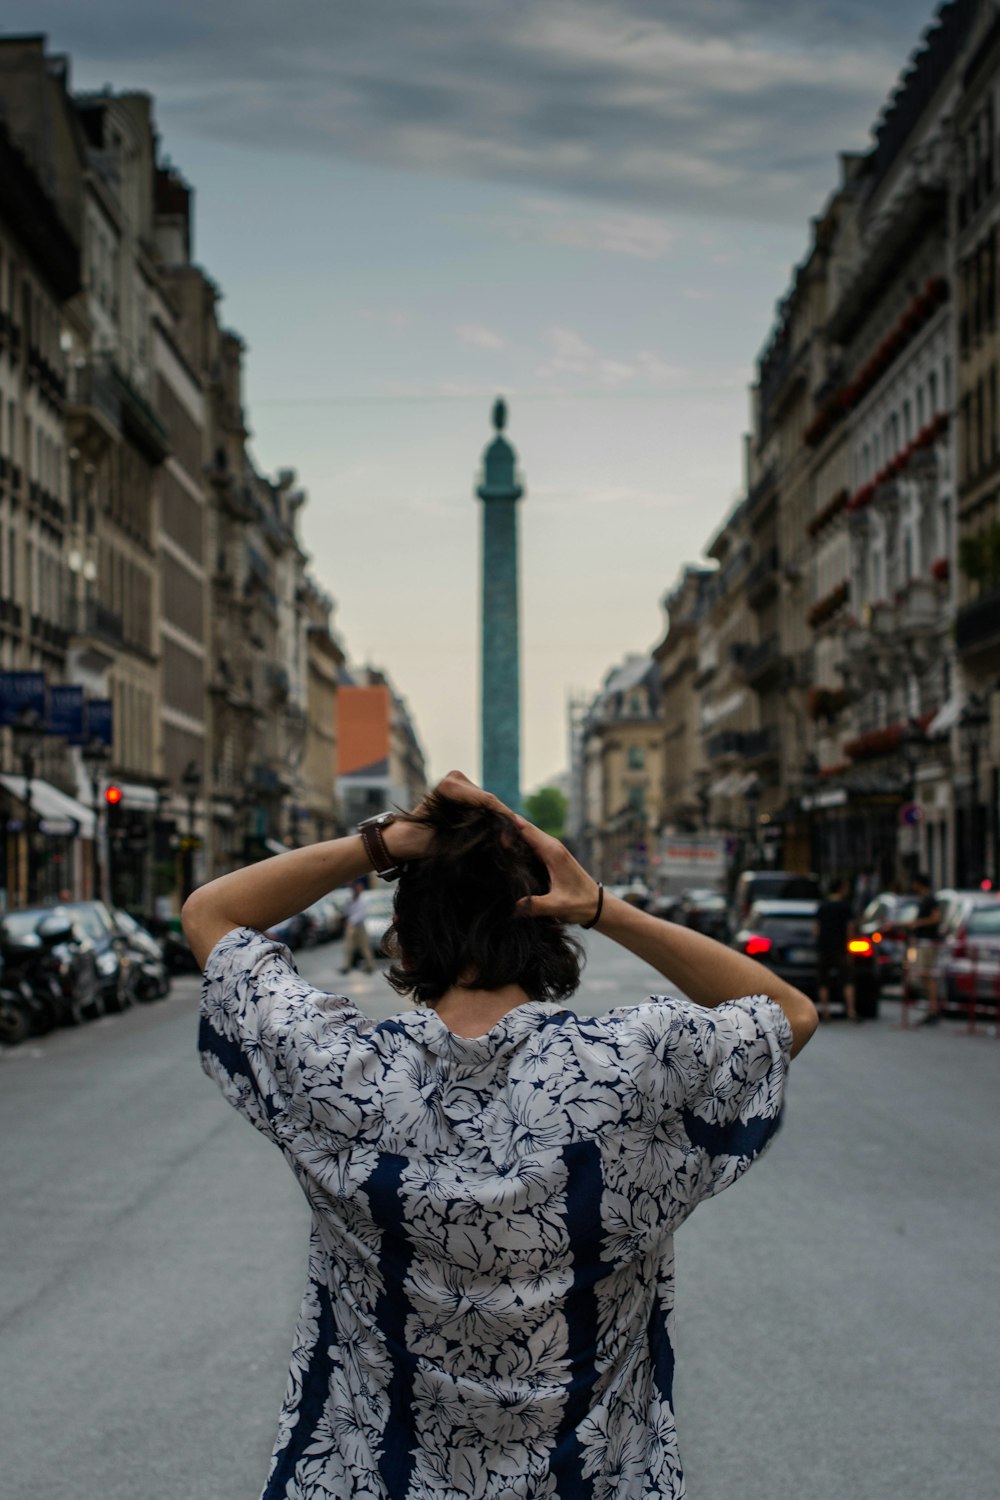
[0,671,46,727]
[86,698,114,747]
[48,684,85,743]
[900,802,924,827]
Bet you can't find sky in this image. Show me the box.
[6,0,945,789]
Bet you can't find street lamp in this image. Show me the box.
[180,759,202,900]
[801,752,820,878]
[11,707,43,905]
[958,694,990,886]
[745,775,761,869]
[81,736,111,901]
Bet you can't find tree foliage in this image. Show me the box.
[524,786,567,838]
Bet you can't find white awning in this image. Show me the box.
[732,772,759,795]
[0,774,95,839]
[265,837,290,857]
[927,696,962,737]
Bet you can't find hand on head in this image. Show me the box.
[393,770,601,928]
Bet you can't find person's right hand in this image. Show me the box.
[512,819,602,927]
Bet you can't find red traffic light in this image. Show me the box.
[104,785,123,806]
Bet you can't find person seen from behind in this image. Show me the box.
[340,874,375,975]
[183,771,818,1500]
[814,875,857,1022]
[908,871,942,1024]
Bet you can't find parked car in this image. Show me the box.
[301,895,345,945]
[56,900,140,1013]
[111,908,170,1000]
[362,890,396,958]
[264,912,311,949]
[857,892,921,985]
[731,870,821,931]
[678,888,730,941]
[647,892,683,922]
[938,899,1000,1014]
[733,898,879,1015]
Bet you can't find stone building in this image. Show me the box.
[653,565,713,834]
[953,4,1000,887]
[299,576,344,847]
[577,655,663,884]
[336,665,428,827]
[0,44,88,906]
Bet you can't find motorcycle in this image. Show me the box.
[33,912,102,1026]
[0,932,60,1036]
[0,946,40,1045]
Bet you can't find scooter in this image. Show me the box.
[0,935,62,1040]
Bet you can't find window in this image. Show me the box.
[991,364,998,460]
[627,745,645,770]
[627,692,644,716]
[916,385,925,429]
[902,399,912,445]
[928,369,938,414]
[627,785,646,816]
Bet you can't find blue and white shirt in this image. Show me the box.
[199,926,792,1500]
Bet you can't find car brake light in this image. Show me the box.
[848,939,872,956]
[745,935,772,956]
[952,928,969,961]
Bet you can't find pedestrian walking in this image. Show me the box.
[340,875,375,974]
[815,876,857,1022]
[183,771,818,1500]
[908,871,942,1024]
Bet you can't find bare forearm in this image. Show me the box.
[182,835,373,966]
[593,896,817,1055]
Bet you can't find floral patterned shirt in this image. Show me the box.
[199,926,792,1500]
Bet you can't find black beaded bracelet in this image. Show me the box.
[581,882,604,930]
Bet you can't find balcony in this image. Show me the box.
[0,598,22,633]
[707,730,746,761]
[693,641,719,687]
[111,362,169,465]
[746,465,777,522]
[70,598,124,648]
[30,614,69,653]
[956,587,1000,656]
[744,634,783,686]
[742,724,780,763]
[68,359,122,453]
[746,546,780,609]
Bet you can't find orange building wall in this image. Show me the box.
[336,685,391,775]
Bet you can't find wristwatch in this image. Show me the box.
[357,811,403,881]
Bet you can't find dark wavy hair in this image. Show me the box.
[385,792,584,1006]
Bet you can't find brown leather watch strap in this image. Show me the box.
[360,820,393,874]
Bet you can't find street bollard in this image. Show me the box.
[900,948,913,1028]
[963,944,979,1037]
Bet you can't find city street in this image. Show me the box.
[1,933,998,1500]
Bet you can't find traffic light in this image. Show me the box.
[105,785,123,807]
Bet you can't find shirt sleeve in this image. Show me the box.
[629,994,793,1216]
[198,925,362,1146]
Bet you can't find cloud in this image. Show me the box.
[456,323,507,351]
[502,198,676,259]
[534,327,687,389]
[14,0,936,222]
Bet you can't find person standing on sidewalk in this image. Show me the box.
[909,872,942,1024]
[340,875,375,974]
[815,876,857,1022]
[183,771,818,1500]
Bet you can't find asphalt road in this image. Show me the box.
[1,933,998,1500]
